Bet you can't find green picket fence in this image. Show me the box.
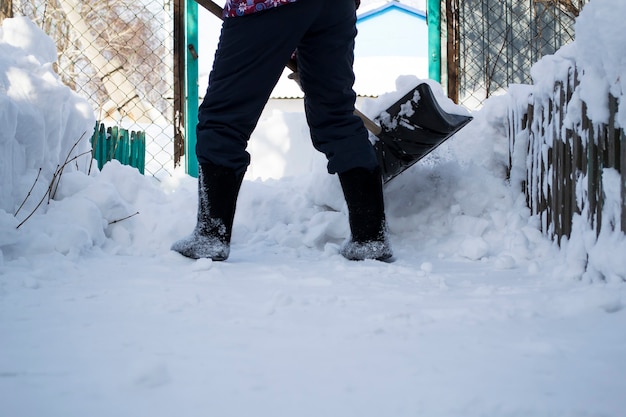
[91,122,146,174]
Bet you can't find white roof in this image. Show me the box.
[358,0,426,15]
[270,56,429,99]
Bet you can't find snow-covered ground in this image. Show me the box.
[1,1,626,416]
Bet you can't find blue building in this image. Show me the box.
[352,1,429,97]
[355,1,428,59]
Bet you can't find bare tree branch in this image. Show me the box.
[534,0,582,18]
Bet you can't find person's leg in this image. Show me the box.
[338,166,392,261]
[174,2,323,260]
[171,162,244,260]
[196,1,321,176]
[297,0,392,261]
[295,0,378,175]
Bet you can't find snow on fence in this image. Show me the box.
[507,66,625,245]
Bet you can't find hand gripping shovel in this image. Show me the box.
[194,0,473,183]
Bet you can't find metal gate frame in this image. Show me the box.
[174,0,199,178]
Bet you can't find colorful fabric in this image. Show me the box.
[223,0,298,17]
[223,0,360,17]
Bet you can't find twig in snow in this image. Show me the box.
[14,168,42,218]
[16,132,91,229]
[50,131,88,201]
[108,211,139,225]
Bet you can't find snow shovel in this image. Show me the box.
[194,0,473,183]
[370,84,473,182]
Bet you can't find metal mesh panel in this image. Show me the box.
[12,0,175,178]
[453,0,587,109]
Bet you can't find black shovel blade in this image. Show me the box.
[373,83,473,183]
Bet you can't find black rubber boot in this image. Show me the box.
[338,167,393,261]
[171,163,244,261]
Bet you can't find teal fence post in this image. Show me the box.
[428,0,442,82]
[129,130,146,175]
[91,122,107,170]
[91,122,98,168]
[185,0,199,178]
[116,129,129,165]
[137,131,146,175]
[107,126,117,165]
[130,131,138,170]
[97,123,105,169]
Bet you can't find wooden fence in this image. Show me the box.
[91,123,146,174]
[508,66,625,244]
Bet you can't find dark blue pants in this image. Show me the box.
[196,0,378,176]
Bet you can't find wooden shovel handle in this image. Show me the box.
[195,0,223,17]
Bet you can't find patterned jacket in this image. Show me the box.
[224,0,360,17]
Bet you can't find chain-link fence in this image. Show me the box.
[446,0,588,109]
[8,0,176,179]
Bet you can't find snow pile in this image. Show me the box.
[575,0,626,127]
[0,17,95,224]
[360,74,471,120]
[506,0,626,282]
[0,2,623,280]
[527,0,626,127]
